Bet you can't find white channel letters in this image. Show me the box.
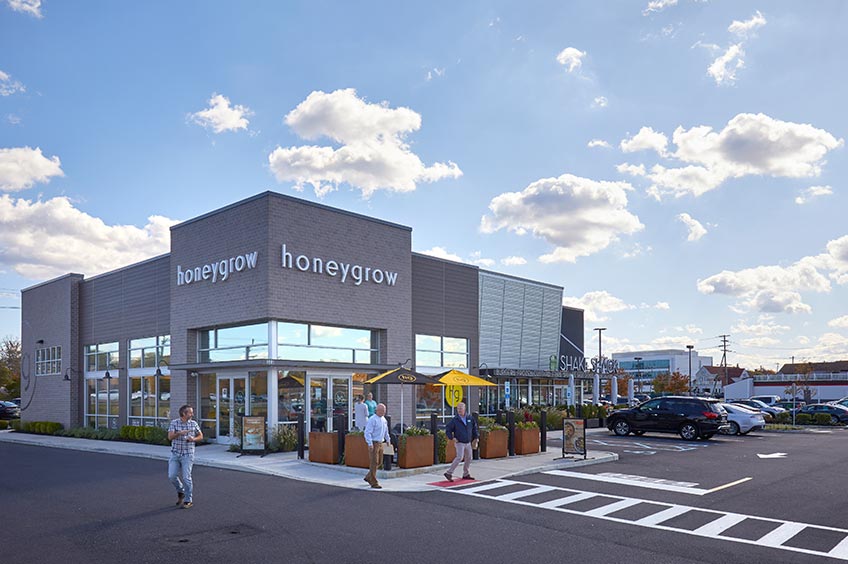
[176,251,259,286]
[281,244,398,287]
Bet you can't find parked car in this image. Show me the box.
[606,396,729,440]
[0,400,21,419]
[720,403,766,435]
[796,403,848,424]
[775,400,805,411]
[12,397,21,407]
[750,395,783,406]
[733,399,786,417]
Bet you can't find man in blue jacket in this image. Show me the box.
[444,402,479,482]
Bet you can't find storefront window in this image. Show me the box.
[250,372,268,419]
[84,342,120,372]
[84,375,119,429]
[415,334,468,369]
[129,335,170,369]
[198,323,269,362]
[198,373,217,439]
[278,370,305,424]
[276,322,378,364]
[415,384,444,425]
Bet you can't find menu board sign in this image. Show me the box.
[242,416,266,452]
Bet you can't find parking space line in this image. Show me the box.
[447,479,848,561]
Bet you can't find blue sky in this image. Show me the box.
[1,0,846,370]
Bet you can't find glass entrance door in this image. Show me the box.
[216,376,246,444]
[306,375,351,433]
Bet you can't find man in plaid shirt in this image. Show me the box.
[168,405,203,508]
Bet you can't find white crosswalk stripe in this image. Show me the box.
[447,479,848,560]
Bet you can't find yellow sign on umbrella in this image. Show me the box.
[445,385,464,407]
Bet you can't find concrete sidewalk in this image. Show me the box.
[0,429,617,492]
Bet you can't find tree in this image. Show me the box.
[784,362,817,404]
[749,366,776,375]
[651,371,690,395]
[603,371,632,399]
[0,337,21,398]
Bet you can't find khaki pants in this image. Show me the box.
[447,442,473,478]
[366,443,384,485]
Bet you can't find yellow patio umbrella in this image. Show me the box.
[433,369,496,386]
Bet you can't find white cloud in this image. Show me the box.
[793,332,848,362]
[189,93,251,133]
[481,173,644,263]
[469,250,495,267]
[563,290,634,323]
[698,255,832,314]
[0,70,25,96]
[828,315,848,329]
[588,139,612,149]
[620,242,653,259]
[6,0,41,17]
[420,246,463,263]
[677,212,707,241]
[0,195,177,279]
[616,163,646,177]
[672,324,701,334]
[795,185,833,205]
[620,127,669,156]
[731,318,790,336]
[708,43,745,85]
[501,256,527,266]
[654,301,670,310]
[593,96,608,108]
[741,336,781,348]
[269,89,461,199]
[618,113,844,199]
[7,114,21,125]
[0,147,64,192]
[556,47,586,73]
[729,10,767,37]
[643,0,677,15]
[426,68,445,81]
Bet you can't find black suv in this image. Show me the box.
[606,396,729,440]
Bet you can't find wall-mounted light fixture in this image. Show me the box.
[63,367,78,382]
[36,339,44,345]
[154,359,169,377]
[103,370,113,381]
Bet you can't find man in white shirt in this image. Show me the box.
[354,394,369,430]
[363,403,390,489]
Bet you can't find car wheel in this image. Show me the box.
[728,421,740,435]
[679,423,699,440]
[831,415,839,425]
[612,420,631,436]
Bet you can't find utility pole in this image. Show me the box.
[686,345,694,396]
[716,334,730,397]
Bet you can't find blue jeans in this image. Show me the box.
[168,453,195,502]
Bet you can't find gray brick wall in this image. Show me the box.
[20,274,83,428]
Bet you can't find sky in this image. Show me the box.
[1,0,847,372]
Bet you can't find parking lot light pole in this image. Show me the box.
[634,357,642,393]
[687,345,694,396]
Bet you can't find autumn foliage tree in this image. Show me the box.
[651,371,690,395]
[0,337,21,398]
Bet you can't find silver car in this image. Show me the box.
[720,403,766,435]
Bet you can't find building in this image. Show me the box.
[725,361,848,402]
[20,191,583,442]
[693,365,749,396]
[613,349,713,391]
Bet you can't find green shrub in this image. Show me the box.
[796,413,812,425]
[775,411,791,424]
[437,429,448,463]
[10,419,21,431]
[815,413,833,426]
[516,420,539,430]
[0,420,8,430]
[269,424,298,452]
[14,420,63,435]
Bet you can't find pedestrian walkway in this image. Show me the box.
[0,429,616,492]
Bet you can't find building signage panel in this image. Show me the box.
[281,244,399,287]
[559,354,619,375]
[176,251,259,286]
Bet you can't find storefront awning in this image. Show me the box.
[168,358,397,374]
[481,368,597,380]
